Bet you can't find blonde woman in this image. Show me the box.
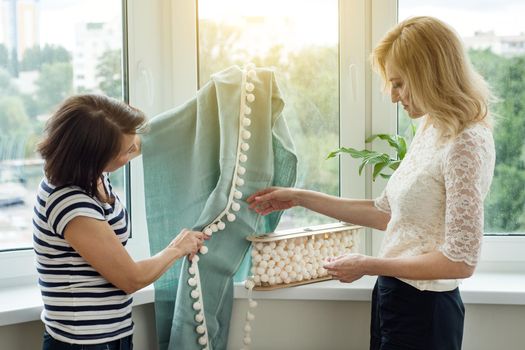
[248,16,495,350]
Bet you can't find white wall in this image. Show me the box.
[1,301,524,350]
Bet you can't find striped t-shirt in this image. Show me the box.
[33,174,133,344]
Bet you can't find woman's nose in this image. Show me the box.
[391,88,400,103]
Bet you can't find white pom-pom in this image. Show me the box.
[269,276,276,285]
[253,255,262,264]
[189,267,196,275]
[239,154,248,162]
[261,274,269,282]
[237,166,246,175]
[243,336,252,345]
[244,322,252,332]
[217,221,226,230]
[196,325,206,334]
[192,255,200,263]
[253,275,261,284]
[245,82,255,92]
[234,190,243,199]
[236,178,245,186]
[259,260,268,268]
[227,213,236,222]
[188,278,197,287]
[195,313,204,323]
[198,336,207,345]
[210,224,218,232]
[249,300,258,308]
[231,202,241,212]
[262,245,271,254]
[256,266,265,275]
[242,130,251,140]
[246,312,255,321]
[244,279,255,290]
[200,246,208,254]
[247,69,257,79]
[244,107,252,116]
[242,118,252,128]
[246,94,255,103]
[193,301,202,310]
[204,227,213,236]
[241,143,250,151]
[191,289,200,299]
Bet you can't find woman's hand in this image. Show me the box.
[324,253,368,283]
[168,229,208,261]
[247,187,301,215]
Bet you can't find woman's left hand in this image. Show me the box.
[323,253,368,283]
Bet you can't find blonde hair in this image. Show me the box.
[371,16,493,141]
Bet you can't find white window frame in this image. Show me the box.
[2,0,521,287]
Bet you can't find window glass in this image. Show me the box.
[0,0,124,250]
[399,0,525,234]
[198,0,339,229]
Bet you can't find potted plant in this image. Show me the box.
[327,124,416,181]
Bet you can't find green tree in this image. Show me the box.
[198,20,242,86]
[20,44,71,71]
[470,50,525,232]
[0,95,30,137]
[96,49,122,99]
[0,68,18,95]
[35,62,73,112]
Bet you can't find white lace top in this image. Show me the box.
[374,117,495,291]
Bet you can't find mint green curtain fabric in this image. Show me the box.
[141,66,297,350]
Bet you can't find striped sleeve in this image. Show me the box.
[46,188,105,238]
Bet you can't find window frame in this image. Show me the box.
[2,0,522,287]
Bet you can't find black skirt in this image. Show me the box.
[370,276,465,350]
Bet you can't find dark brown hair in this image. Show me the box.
[38,94,147,196]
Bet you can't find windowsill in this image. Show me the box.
[0,282,155,327]
[2,272,525,327]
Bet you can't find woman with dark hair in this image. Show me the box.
[33,94,206,350]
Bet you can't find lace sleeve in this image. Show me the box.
[440,129,494,266]
[374,188,391,214]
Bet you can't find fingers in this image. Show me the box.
[250,200,275,215]
[246,187,277,203]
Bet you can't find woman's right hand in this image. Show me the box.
[247,187,301,215]
[168,229,208,260]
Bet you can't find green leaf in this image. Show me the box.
[372,162,389,181]
[388,160,401,170]
[397,137,407,160]
[366,133,408,160]
[379,173,392,179]
[326,147,378,160]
